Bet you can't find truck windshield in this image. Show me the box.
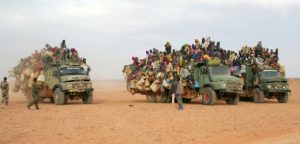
[60,67,86,76]
[208,66,230,76]
[259,70,281,78]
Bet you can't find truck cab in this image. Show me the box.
[257,69,290,103]
[240,65,290,103]
[192,62,243,105]
[40,62,93,105]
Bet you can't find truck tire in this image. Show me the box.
[25,90,32,103]
[277,92,288,103]
[182,98,192,103]
[39,96,44,103]
[146,94,151,102]
[225,94,239,105]
[202,87,217,105]
[83,92,93,104]
[253,88,264,103]
[146,94,156,103]
[155,94,167,103]
[165,96,172,103]
[54,88,65,105]
[50,97,54,103]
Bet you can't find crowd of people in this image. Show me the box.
[11,40,87,92]
[123,37,284,95]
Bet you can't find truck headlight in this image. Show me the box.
[222,83,226,88]
[283,85,289,89]
[267,85,271,89]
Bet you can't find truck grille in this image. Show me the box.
[226,81,242,90]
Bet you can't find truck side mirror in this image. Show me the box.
[87,66,91,76]
[201,67,207,74]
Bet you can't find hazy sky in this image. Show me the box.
[0,0,299,80]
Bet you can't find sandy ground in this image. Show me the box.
[0,79,300,144]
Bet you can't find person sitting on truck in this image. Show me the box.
[60,40,67,49]
[165,42,172,54]
[274,48,279,59]
[255,55,264,67]
[255,41,263,57]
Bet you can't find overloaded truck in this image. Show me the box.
[12,61,93,105]
[144,61,243,105]
[10,41,93,105]
[239,65,290,103]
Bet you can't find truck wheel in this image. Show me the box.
[39,96,44,103]
[202,87,217,105]
[146,94,156,103]
[25,90,32,103]
[146,94,151,102]
[226,94,239,105]
[165,96,172,103]
[50,97,54,103]
[54,88,65,105]
[253,88,264,103]
[182,98,192,103]
[277,92,288,103]
[155,94,167,103]
[83,92,93,104]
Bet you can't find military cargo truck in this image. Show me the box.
[12,62,93,105]
[192,62,242,105]
[41,62,93,105]
[144,62,243,105]
[10,41,93,105]
[239,65,290,103]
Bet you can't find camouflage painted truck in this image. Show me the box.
[145,61,243,105]
[12,61,93,105]
[239,65,290,103]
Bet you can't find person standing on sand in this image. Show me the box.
[170,75,179,105]
[176,76,184,110]
[0,77,9,109]
[27,78,40,110]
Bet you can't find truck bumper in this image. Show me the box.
[220,89,243,94]
[266,89,291,93]
[64,88,94,93]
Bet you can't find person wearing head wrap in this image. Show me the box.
[255,41,263,57]
[195,39,201,49]
[61,40,67,49]
[165,42,172,54]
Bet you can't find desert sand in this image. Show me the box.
[0,79,300,144]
